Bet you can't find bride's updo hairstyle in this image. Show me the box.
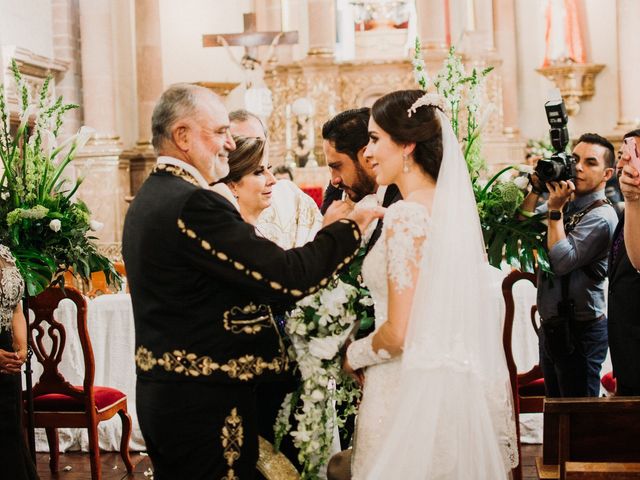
[371,89,443,180]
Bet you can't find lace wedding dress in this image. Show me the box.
[351,200,429,479]
[346,107,518,479]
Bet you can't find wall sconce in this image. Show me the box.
[536,62,605,116]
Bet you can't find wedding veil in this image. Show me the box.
[367,109,518,478]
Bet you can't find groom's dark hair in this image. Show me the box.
[322,108,370,164]
[372,89,444,180]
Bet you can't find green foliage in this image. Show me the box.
[0,59,120,296]
[338,246,374,332]
[413,39,550,274]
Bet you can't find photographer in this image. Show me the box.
[523,132,618,397]
[608,129,640,395]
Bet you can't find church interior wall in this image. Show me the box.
[158,0,253,87]
[111,0,138,148]
[0,0,54,59]
[515,0,619,142]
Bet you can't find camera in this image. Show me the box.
[534,99,576,188]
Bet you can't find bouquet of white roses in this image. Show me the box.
[274,277,369,479]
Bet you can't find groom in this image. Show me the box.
[321,109,401,460]
[322,108,402,254]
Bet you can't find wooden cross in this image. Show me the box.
[203,13,298,61]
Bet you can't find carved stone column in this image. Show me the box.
[415,0,450,51]
[493,0,519,136]
[474,0,494,51]
[615,0,640,131]
[122,0,164,198]
[76,0,125,242]
[51,0,82,139]
[306,0,336,57]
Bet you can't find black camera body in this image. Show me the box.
[535,99,577,187]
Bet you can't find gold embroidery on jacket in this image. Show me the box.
[176,216,360,298]
[135,346,157,371]
[153,163,200,187]
[135,346,287,380]
[223,303,273,334]
[221,407,243,480]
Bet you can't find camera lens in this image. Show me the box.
[535,159,563,183]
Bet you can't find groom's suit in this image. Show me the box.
[366,184,403,253]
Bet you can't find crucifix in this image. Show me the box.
[202,13,298,68]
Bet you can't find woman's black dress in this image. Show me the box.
[0,244,39,479]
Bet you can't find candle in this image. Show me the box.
[285,104,292,151]
[307,116,315,151]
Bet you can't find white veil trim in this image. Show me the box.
[366,109,518,479]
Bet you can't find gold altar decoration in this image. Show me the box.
[265,50,516,175]
[536,62,605,116]
[196,81,241,98]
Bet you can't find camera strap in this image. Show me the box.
[563,198,611,233]
[563,198,611,282]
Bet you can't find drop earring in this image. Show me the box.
[403,154,410,173]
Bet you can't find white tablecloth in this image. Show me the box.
[28,293,144,452]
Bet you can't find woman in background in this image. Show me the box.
[0,244,39,479]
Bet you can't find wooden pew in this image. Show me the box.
[537,397,640,480]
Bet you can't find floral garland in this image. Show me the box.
[412,40,550,273]
[274,247,372,479]
[0,59,119,295]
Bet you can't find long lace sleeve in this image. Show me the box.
[384,202,429,293]
[346,202,429,370]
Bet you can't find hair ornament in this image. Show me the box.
[407,93,446,118]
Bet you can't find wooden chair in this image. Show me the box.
[26,286,133,479]
[538,396,640,479]
[502,270,544,480]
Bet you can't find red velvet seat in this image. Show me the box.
[25,286,133,480]
[34,387,126,412]
[602,371,617,395]
[502,270,543,480]
[519,377,546,397]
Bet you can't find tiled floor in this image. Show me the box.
[35,444,544,479]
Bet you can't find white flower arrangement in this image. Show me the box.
[274,277,366,479]
[411,38,551,273]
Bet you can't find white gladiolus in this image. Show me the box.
[49,219,61,232]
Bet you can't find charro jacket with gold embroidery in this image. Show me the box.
[123,164,361,384]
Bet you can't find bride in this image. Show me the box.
[344,90,518,479]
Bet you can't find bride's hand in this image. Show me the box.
[343,356,365,387]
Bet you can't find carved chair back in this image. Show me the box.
[28,286,95,406]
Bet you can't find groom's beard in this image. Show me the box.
[341,165,378,202]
